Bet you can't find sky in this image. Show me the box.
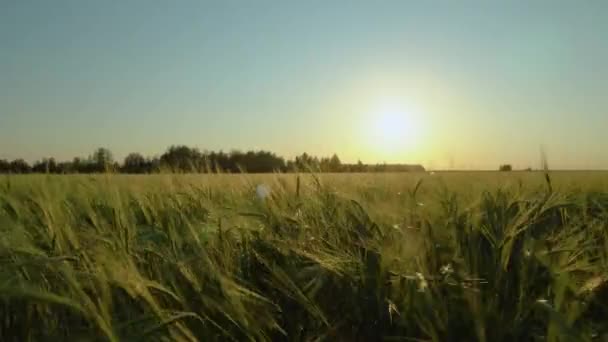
[1,1,607,170]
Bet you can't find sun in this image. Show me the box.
[376,111,411,144]
[366,101,424,161]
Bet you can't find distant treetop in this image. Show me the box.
[0,146,425,174]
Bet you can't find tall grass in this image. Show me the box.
[1,172,607,341]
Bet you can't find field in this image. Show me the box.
[1,171,608,341]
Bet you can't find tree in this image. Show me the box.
[72,157,83,173]
[56,161,74,174]
[317,154,341,172]
[149,157,161,173]
[374,163,387,172]
[356,159,365,172]
[250,151,285,173]
[329,154,342,172]
[286,160,296,172]
[33,158,58,173]
[9,159,31,173]
[319,157,331,172]
[160,145,203,172]
[47,158,57,173]
[123,153,147,173]
[32,159,46,173]
[0,146,427,174]
[0,159,10,173]
[91,148,114,172]
[294,153,319,171]
[499,164,512,171]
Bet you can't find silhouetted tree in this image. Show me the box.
[294,153,320,171]
[32,160,45,173]
[160,145,203,172]
[499,164,513,171]
[91,148,114,172]
[213,151,231,172]
[329,154,342,172]
[356,159,365,172]
[149,157,161,172]
[56,161,74,174]
[247,151,285,173]
[374,163,387,172]
[0,159,10,173]
[32,158,58,173]
[123,153,147,173]
[0,146,425,174]
[9,159,31,173]
[72,157,83,173]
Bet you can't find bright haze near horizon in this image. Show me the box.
[1,1,607,170]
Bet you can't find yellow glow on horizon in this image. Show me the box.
[363,99,426,163]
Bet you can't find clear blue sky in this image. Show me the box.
[1,1,607,169]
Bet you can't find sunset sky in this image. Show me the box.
[1,1,607,169]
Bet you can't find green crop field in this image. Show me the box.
[1,171,608,341]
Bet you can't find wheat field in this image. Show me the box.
[1,171,608,341]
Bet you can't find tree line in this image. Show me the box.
[0,146,425,174]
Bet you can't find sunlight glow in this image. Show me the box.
[366,100,425,162]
